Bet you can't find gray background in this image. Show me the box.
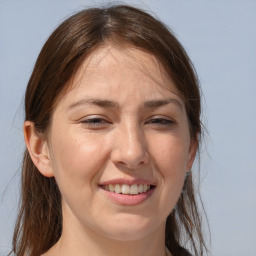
[0,0,256,255]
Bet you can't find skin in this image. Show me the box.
[24,45,197,256]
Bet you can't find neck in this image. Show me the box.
[45,219,170,256]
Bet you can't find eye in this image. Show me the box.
[145,116,175,127]
[80,116,111,129]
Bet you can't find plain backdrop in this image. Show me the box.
[0,1,256,255]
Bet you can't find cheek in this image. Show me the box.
[49,128,108,191]
[151,134,189,175]
[48,128,112,217]
[146,135,189,216]
[150,134,189,197]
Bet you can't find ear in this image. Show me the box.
[24,121,54,177]
[186,138,198,171]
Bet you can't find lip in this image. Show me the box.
[99,178,156,206]
[100,186,155,205]
[99,178,156,186]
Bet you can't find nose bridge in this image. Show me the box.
[112,117,149,168]
[124,120,144,153]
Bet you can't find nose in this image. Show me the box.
[110,122,149,169]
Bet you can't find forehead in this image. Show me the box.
[58,45,181,108]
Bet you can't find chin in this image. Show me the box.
[95,215,161,241]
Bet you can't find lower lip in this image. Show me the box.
[100,187,155,206]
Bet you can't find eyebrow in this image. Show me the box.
[67,98,183,111]
[67,98,118,110]
[144,99,183,110]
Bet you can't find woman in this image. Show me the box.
[10,4,208,256]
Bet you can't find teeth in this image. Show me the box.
[103,184,152,195]
[114,184,121,193]
[109,184,115,192]
[138,184,144,193]
[121,184,130,194]
[130,184,139,194]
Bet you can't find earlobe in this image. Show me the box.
[24,121,54,177]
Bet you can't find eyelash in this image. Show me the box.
[81,118,110,128]
[80,117,175,129]
[145,118,175,126]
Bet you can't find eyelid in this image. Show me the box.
[79,115,111,127]
[144,115,176,125]
[146,115,175,121]
[79,114,108,121]
[78,114,176,129]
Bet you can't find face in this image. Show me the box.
[45,46,196,241]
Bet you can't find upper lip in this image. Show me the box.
[99,178,156,186]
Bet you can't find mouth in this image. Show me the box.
[99,179,156,205]
[100,183,155,195]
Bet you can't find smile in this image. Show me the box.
[102,184,152,195]
[100,183,155,205]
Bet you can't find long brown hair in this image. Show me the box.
[11,4,208,256]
